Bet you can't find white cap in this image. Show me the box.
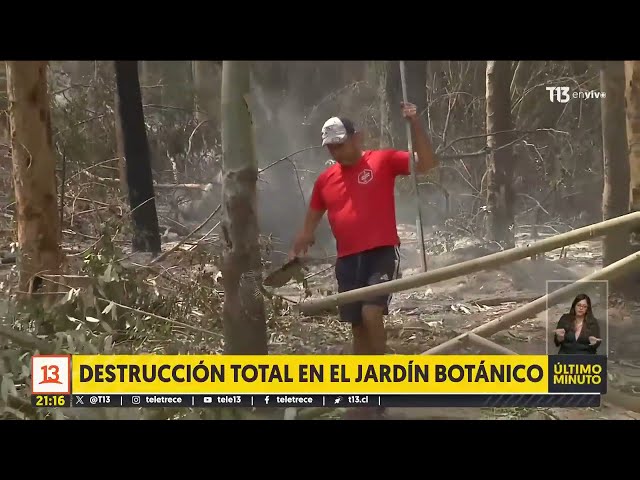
[321,117,355,146]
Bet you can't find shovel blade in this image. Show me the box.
[263,257,304,288]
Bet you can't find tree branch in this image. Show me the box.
[435,128,570,160]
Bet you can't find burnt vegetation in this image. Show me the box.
[1,60,640,420]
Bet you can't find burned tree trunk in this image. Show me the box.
[0,61,6,114]
[373,61,392,148]
[193,61,220,124]
[6,61,61,294]
[113,90,128,195]
[485,60,516,248]
[220,61,268,355]
[114,61,161,253]
[601,61,631,267]
[404,61,427,132]
[625,61,640,236]
[374,61,427,149]
[192,61,222,154]
[384,61,404,147]
[139,61,163,106]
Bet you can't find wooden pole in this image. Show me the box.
[422,251,640,355]
[295,211,640,315]
[399,61,427,272]
[466,333,518,355]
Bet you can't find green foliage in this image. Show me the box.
[49,62,118,176]
[47,61,220,200]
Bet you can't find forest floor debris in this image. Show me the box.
[1,216,639,420]
[271,230,640,420]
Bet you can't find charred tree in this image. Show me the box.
[113,90,128,195]
[193,60,220,125]
[384,61,404,147]
[372,61,392,148]
[220,61,268,355]
[405,61,427,125]
[0,61,6,115]
[387,60,427,149]
[192,61,221,157]
[374,61,427,149]
[601,61,631,267]
[139,61,163,106]
[485,60,516,248]
[114,61,161,253]
[6,61,61,294]
[625,61,640,237]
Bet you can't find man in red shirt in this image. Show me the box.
[290,102,437,356]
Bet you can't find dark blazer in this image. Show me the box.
[554,313,601,354]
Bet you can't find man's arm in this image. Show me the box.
[289,178,326,258]
[289,207,325,259]
[407,113,438,175]
[301,207,325,236]
[385,102,438,177]
[306,176,326,233]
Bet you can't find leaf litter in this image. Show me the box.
[2,218,640,420]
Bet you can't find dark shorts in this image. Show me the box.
[334,245,401,325]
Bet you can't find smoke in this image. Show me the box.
[251,80,336,261]
[249,73,457,266]
[185,64,453,265]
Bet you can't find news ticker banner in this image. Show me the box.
[31,393,602,409]
[30,354,606,408]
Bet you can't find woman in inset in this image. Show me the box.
[554,293,602,354]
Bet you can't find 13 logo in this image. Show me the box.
[31,355,71,395]
[546,86,570,103]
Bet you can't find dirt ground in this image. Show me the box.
[4,216,639,420]
[274,225,640,420]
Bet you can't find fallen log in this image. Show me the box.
[78,170,217,191]
[154,183,216,190]
[466,333,518,355]
[1,252,16,265]
[295,211,640,316]
[422,251,640,354]
[149,203,221,264]
[602,389,640,414]
[469,294,543,306]
[0,324,54,353]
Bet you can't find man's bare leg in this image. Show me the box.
[344,304,387,419]
[361,304,386,354]
[345,321,373,419]
[351,324,369,355]
[364,304,388,418]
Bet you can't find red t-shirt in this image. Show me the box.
[309,149,411,258]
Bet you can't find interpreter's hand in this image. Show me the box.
[289,231,315,260]
[588,336,601,346]
[401,101,418,120]
[554,328,566,340]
